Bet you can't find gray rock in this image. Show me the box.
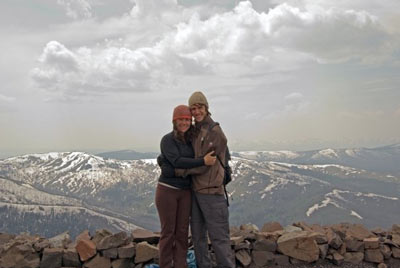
[344,252,364,265]
[40,247,63,268]
[131,229,160,244]
[92,229,113,246]
[235,249,251,267]
[332,252,344,266]
[318,244,329,259]
[102,248,118,258]
[283,225,302,233]
[134,242,158,263]
[365,249,384,263]
[329,233,343,249]
[253,239,276,252]
[97,232,130,251]
[112,258,134,268]
[83,254,111,268]
[0,243,40,268]
[48,231,70,248]
[380,244,392,259]
[261,222,283,233]
[345,236,364,252]
[251,250,274,267]
[277,231,319,262]
[63,247,81,267]
[117,243,135,258]
[274,254,289,266]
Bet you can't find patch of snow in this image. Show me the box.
[141,159,157,165]
[350,210,363,219]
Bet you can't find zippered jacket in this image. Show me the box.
[191,116,227,195]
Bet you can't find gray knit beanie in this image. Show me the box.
[188,91,208,108]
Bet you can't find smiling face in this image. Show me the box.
[190,104,207,122]
[175,118,191,134]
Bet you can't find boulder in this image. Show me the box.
[310,224,325,234]
[346,224,374,240]
[97,232,130,250]
[235,249,251,267]
[0,243,40,268]
[255,232,280,242]
[365,249,384,263]
[310,232,328,244]
[0,233,15,246]
[40,247,63,268]
[364,237,380,249]
[332,252,344,266]
[83,254,111,268]
[378,263,388,268]
[253,239,277,252]
[274,254,289,266]
[283,225,302,233]
[392,247,400,258]
[261,222,283,233]
[48,231,71,248]
[63,247,81,267]
[112,258,134,268]
[102,248,118,258]
[293,222,313,232]
[230,236,244,246]
[131,229,160,244]
[76,230,91,242]
[329,233,343,249]
[318,244,329,259]
[234,240,251,251]
[392,234,400,245]
[344,252,364,265]
[392,224,400,234]
[372,227,387,237]
[277,231,319,262]
[92,229,113,246]
[134,241,159,263]
[380,244,392,259]
[240,223,259,232]
[345,236,364,252]
[33,239,51,252]
[251,251,274,267]
[76,239,96,262]
[118,243,135,258]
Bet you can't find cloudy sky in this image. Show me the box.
[1,0,399,157]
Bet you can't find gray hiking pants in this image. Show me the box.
[190,192,235,268]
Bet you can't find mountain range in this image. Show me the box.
[0,144,399,238]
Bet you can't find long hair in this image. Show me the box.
[173,121,196,143]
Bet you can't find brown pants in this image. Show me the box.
[155,184,191,268]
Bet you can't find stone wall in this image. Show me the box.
[1,222,400,268]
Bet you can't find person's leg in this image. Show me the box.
[190,192,212,268]
[155,184,178,268]
[173,189,191,268]
[196,193,234,268]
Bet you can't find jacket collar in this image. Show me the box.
[195,115,213,128]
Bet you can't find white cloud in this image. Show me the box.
[0,94,16,103]
[31,1,397,100]
[57,0,93,20]
[0,94,16,113]
[284,92,303,101]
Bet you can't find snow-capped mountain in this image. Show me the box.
[233,143,400,174]
[0,148,399,237]
[0,152,158,237]
[228,158,399,228]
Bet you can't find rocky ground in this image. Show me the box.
[0,222,399,268]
